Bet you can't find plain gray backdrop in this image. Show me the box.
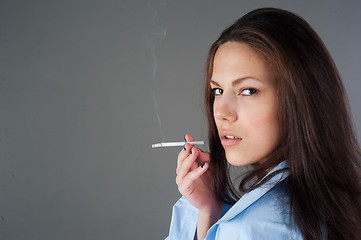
[1,0,360,239]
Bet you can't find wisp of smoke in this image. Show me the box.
[146,0,171,142]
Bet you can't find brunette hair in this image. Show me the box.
[205,8,361,239]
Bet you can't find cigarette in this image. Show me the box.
[152,141,204,148]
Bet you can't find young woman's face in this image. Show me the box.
[211,42,281,167]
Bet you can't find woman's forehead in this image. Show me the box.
[211,42,276,86]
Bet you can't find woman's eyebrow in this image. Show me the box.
[210,80,221,86]
[210,77,263,87]
[232,77,263,86]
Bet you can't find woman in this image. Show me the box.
[166,8,361,240]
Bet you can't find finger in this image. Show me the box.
[177,146,199,181]
[176,134,199,175]
[185,134,194,143]
[178,162,209,194]
[176,143,192,174]
[185,134,207,161]
[177,133,194,166]
[177,147,210,175]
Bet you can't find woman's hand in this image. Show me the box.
[176,134,223,239]
[176,134,222,216]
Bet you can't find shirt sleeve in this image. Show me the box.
[165,196,198,240]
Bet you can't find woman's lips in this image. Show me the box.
[219,132,242,146]
[221,137,242,146]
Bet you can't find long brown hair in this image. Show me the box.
[205,8,361,239]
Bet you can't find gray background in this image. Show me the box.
[1,0,360,239]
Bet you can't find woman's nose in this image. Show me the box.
[214,97,237,123]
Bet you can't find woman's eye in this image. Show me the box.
[240,88,258,96]
[211,88,223,96]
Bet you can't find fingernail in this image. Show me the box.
[201,163,205,168]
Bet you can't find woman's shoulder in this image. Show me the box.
[240,177,291,223]
[216,178,302,239]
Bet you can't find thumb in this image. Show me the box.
[184,134,194,142]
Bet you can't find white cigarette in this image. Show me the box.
[152,141,204,148]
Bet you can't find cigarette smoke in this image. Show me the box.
[146,0,170,142]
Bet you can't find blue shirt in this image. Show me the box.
[165,161,303,239]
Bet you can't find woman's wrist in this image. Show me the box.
[196,203,224,239]
[199,200,224,217]
[198,203,223,219]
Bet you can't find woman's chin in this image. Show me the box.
[225,152,249,167]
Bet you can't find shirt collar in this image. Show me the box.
[217,160,289,224]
